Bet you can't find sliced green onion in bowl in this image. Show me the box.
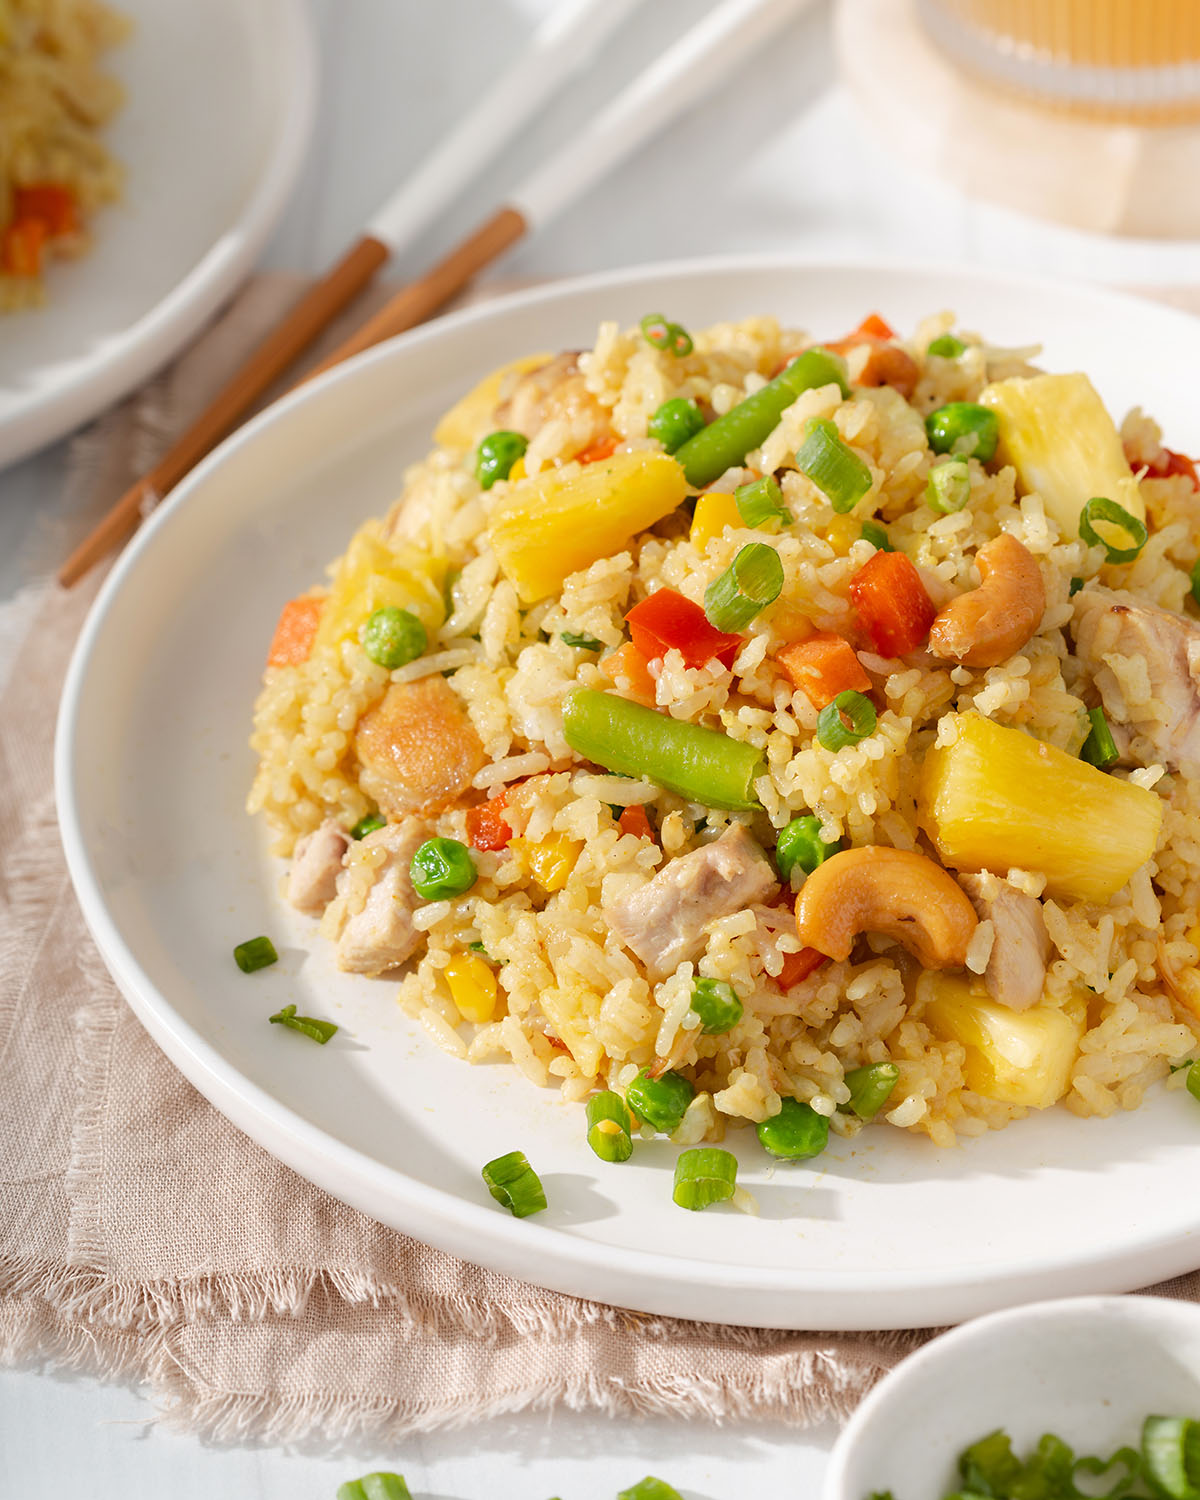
[689,977,743,1035]
[1187,1060,1200,1104]
[1191,558,1200,606]
[927,333,966,358]
[1069,575,1085,597]
[817,689,877,752]
[860,519,893,552]
[1142,1415,1200,1500]
[350,811,386,840]
[756,1096,829,1159]
[735,474,789,528]
[795,417,873,514]
[336,1472,412,1500]
[626,1068,694,1134]
[927,457,971,514]
[561,630,603,650]
[586,1089,634,1163]
[704,542,783,631]
[775,814,841,880]
[640,313,693,358]
[269,1004,337,1044]
[840,1062,899,1120]
[1081,705,1119,769]
[1079,496,1148,564]
[481,1149,547,1218]
[234,935,277,973]
[672,1146,738,1210]
[618,1478,685,1500]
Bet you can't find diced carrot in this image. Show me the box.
[575,433,620,465]
[1148,446,1200,490]
[266,594,324,668]
[600,642,657,705]
[776,631,872,711]
[466,790,513,852]
[1,218,47,277]
[855,312,897,342]
[618,804,655,841]
[848,551,935,657]
[626,587,741,669]
[773,946,828,989]
[14,183,78,237]
[856,344,919,400]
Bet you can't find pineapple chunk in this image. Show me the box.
[433,352,552,453]
[488,451,687,603]
[919,713,1162,903]
[980,373,1144,539]
[314,520,446,651]
[918,972,1084,1109]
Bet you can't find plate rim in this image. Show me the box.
[0,0,318,470]
[55,253,1200,1329]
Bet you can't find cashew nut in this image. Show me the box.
[928,533,1046,669]
[794,846,977,969]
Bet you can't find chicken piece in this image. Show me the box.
[959,874,1051,1012]
[604,825,777,980]
[335,820,427,975]
[287,819,351,915]
[1073,587,1200,772]
[355,676,484,820]
[495,351,612,461]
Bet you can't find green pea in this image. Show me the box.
[927,334,966,358]
[775,815,841,881]
[757,1096,829,1160]
[925,403,998,463]
[689,977,743,1035]
[409,838,477,900]
[625,1068,694,1134]
[647,397,706,454]
[362,607,426,669]
[475,429,527,489]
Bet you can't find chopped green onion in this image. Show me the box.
[775,814,841,880]
[561,630,603,650]
[672,1146,738,1211]
[1188,1060,1200,1104]
[796,417,873,514]
[672,348,849,489]
[640,313,693,358]
[1081,705,1119,769]
[704,542,783,631]
[1079,496,1149,564]
[234,936,277,973]
[689,977,743,1035]
[927,457,971,514]
[475,429,527,490]
[926,402,999,463]
[269,1004,337,1044]
[861,519,893,552]
[562,688,765,810]
[618,1479,685,1500]
[648,396,705,453]
[350,812,386,840]
[626,1068,694,1135]
[1069,575,1084,597]
[481,1150,547,1218]
[735,474,789,528]
[816,689,877,753]
[1142,1416,1200,1500]
[757,1096,829,1159]
[586,1090,634,1163]
[927,333,966,358]
[336,1473,413,1500]
[841,1062,899,1120]
[362,606,427,669]
[409,837,477,900]
[1191,558,1200,606]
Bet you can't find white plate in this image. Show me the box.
[56,257,1200,1331]
[0,0,315,470]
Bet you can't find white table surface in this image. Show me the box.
[3,0,1199,1494]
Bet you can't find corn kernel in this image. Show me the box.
[507,455,526,483]
[825,514,860,556]
[511,833,582,893]
[1187,925,1200,952]
[690,491,742,553]
[444,953,498,1023]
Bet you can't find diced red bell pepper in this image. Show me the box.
[1147,446,1200,490]
[618,804,655,841]
[776,631,872,711]
[13,183,79,237]
[626,587,741,669]
[773,946,829,989]
[575,433,620,465]
[848,551,936,657]
[601,642,657,705]
[1,218,47,277]
[466,790,513,851]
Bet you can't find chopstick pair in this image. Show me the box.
[59,0,809,588]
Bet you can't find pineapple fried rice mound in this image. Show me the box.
[248,309,1200,1152]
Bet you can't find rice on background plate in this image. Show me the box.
[247,306,1200,1160]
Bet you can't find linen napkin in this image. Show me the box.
[1,275,1196,1444]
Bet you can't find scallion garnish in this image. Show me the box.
[735,474,789,528]
[1069,576,1084,597]
[561,630,603,651]
[1187,1060,1200,1105]
[269,1004,338,1044]
[337,1473,412,1500]
[481,1150,547,1218]
[1191,558,1200,607]
[927,333,966,358]
[1141,1416,1200,1500]
[816,689,876,752]
[234,936,278,973]
[618,1478,685,1500]
[689,977,743,1035]
[1079,496,1148,564]
[756,1097,829,1159]
[795,417,873,514]
[860,519,893,552]
[1081,705,1119,769]
[672,1146,738,1211]
[840,1062,899,1120]
[586,1090,634,1163]
[704,542,783,631]
[640,313,693,358]
[927,457,971,514]
[350,812,386,840]
[626,1068,694,1135]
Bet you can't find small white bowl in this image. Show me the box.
[824,1295,1200,1500]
